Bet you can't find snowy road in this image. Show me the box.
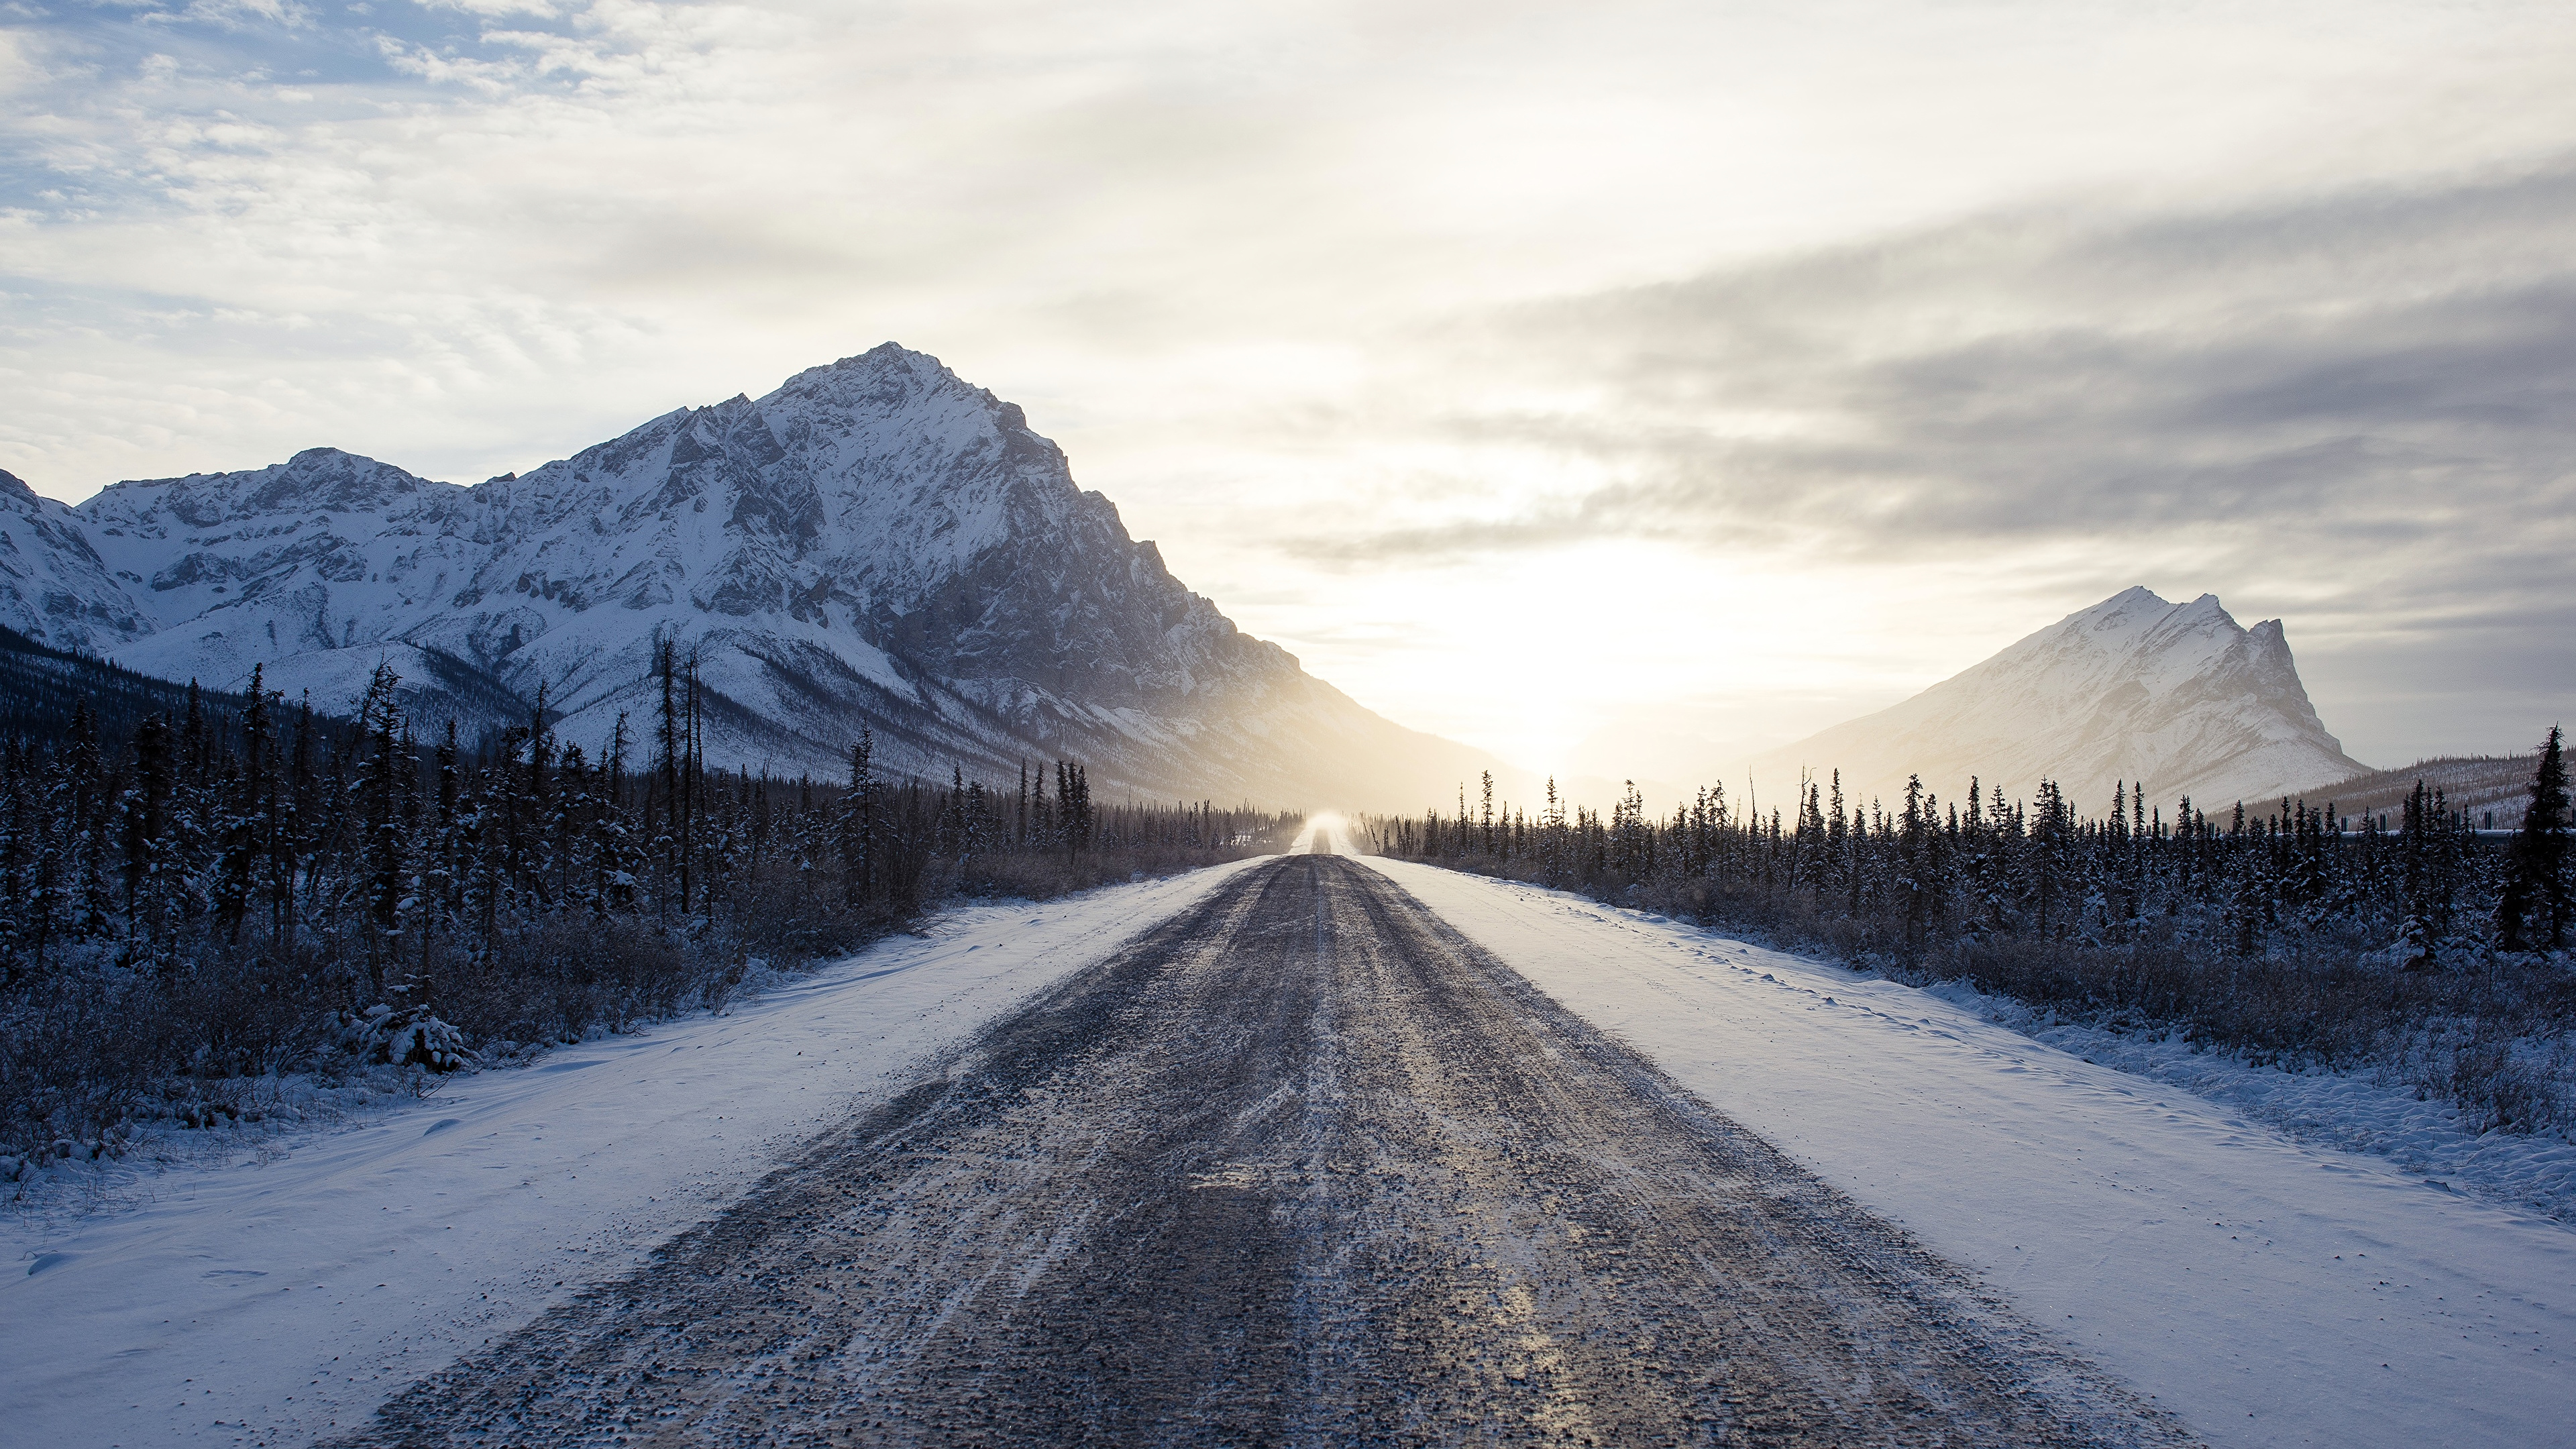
[337,850,2186,1447]
[14,835,2575,1447]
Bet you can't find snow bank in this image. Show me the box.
[1933,981,2576,1222]
[0,859,1269,1448]
[1353,855,2576,1449]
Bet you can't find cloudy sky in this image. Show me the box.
[5,0,2572,780]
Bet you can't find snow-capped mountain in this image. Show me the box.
[1750,588,2366,814]
[8,345,1493,807]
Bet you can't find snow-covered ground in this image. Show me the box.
[0,859,1270,1449]
[1937,982,2576,1223]
[1349,849,2576,1449]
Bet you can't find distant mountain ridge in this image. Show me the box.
[1751,587,2367,813]
[2313,754,2542,827]
[1,344,1499,808]
[0,623,281,747]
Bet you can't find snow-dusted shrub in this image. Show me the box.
[2445,1040,2563,1135]
[158,941,338,1079]
[342,1004,475,1073]
[0,965,162,1159]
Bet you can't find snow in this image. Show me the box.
[1930,980,2576,1224]
[0,858,1270,1449]
[1348,849,2576,1449]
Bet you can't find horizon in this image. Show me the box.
[7,1,2572,780]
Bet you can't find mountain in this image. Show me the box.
[1749,588,2367,814]
[8,345,1497,808]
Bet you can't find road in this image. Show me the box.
[341,849,2195,1446]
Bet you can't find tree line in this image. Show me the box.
[1,645,1293,1163]
[1369,730,2575,1134]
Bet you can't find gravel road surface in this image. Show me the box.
[340,851,2196,1447]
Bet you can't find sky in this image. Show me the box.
[5,0,2573,782]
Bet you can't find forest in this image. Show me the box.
[1366,732,2575,1135]
[0,647,1293,1165]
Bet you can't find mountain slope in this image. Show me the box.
[1751,588,2366,812]
[0,623,287,745]
[0,468,152,653]
[28,345,1497,808]
[2318,754,2542,827]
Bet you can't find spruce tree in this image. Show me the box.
[1900,773,1929,953]
[2496,726,2571,951]
[121,712,172,943]
[212,667,270,941]
[842,729,875,906]
[356,664,410,997]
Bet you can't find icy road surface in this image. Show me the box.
[338,850,2186,1448]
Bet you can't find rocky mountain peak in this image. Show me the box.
[249,448,449,516]
[1753,586,2363,812]
[81,448,454,538]
[771,343,990,423]
[13,347,1499,808]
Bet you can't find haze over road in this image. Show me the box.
[341,845,2190,1446]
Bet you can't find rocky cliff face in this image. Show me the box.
[1750,588,2366,813]
[17,345,1491,808]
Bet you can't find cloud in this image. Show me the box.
[1246,164,2576,765]
[6,0,2574,767]
[1301,164,2576,598]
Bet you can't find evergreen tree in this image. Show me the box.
[211,666,270,941]
[355,663,410,998]
[842,729,876,906]
[121,712,173,949]
[2496,726,2571,951]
